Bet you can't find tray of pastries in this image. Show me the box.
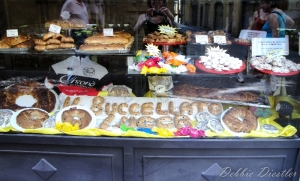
[77,31,134,54]
[45,19,86,30]
[0,34,34,52]
[143,31,186,45]
[34,32,76,52]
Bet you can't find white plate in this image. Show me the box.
[10,108,50,132]
[220,107,259,137]
[56,106,96,129]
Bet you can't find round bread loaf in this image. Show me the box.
[0,81,56,112]
[61,107,92,129]
[222,107,258,133]
[16,109,49,129]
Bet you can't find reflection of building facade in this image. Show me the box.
[177,0,298,37]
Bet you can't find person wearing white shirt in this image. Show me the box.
[60,0,89,24]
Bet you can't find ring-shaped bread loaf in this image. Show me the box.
[0,81,56,112]
[222,107,257,133]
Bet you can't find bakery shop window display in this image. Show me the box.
[128,45,196,74]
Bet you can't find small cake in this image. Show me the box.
[222,107,258,133]
[16,109,49,129]
[61,107,92,129]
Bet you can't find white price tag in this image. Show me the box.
[213,36,226,44]
[239,29,267,40]
[103,28,114,36]
[195,35,208,44]
[6,29,18,37]
[49,24,61,34]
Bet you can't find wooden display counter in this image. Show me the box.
[0,134,299,181]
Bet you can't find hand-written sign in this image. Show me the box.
[6,29,18,37]
[49,24,61,34]
[145,43,160,56]
[195,35,209,44]
[266,49,285,59]
[213,36,226,44]
[103,28,114,36]
[206,46,227,56]
[158,25,177,36]
[239,30,267,40]
[252,36,289,56]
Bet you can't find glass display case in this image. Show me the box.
[0,0,300,181]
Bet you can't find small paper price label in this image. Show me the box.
[195,35,208,44]
[6,29,18,37]
[49,24,61,34]
[103,28,114,36]
[213,36,226,44]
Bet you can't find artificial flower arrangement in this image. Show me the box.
[129,44,196,75]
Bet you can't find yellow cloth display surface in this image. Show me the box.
[0,94,299,138]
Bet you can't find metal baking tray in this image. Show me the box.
[0,48,30,53]
[74,48,130,55]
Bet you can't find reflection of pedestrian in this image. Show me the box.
[133,0,175,35]
[261,0,294,37]
[248,8,269,30]
[60,0,89,24]
[86,0,105,27]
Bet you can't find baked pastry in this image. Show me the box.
[0,40,10,48]
[3,34,29,46]
[34,38,47,45]
[16,109,49,129]
[46,44,59,50]
[34,45,46,51]
[0,81,56,112]
[13,39,34,49]
[173,84,259,102]
[45,20,85,29]
[59,43,75,49]
[61,37,74,43]
[47,39,61,45]
[222,107,258,133]
[43,32,55,41]
[61,107,92,129]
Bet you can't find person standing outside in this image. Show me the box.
[248,7,269,30]
[60,0,90,24]
[260,0,294,37]
[86,0,105,27]
[133,0,175,35]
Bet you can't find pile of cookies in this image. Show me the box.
[34,32,75,51]
[143,31,186,43]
